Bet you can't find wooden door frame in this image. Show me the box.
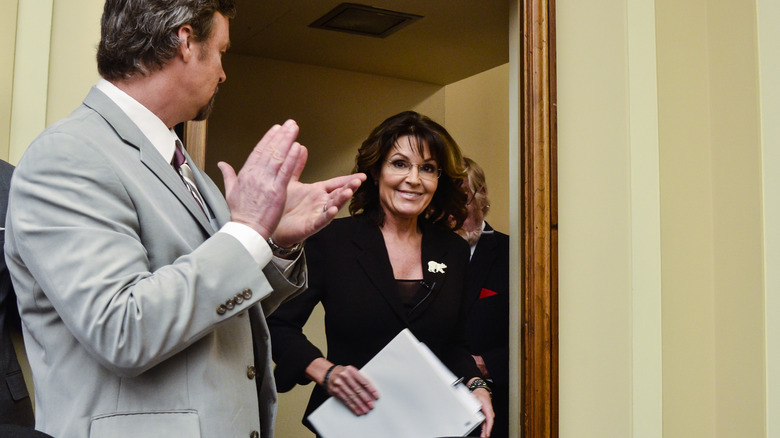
[519,0,558,436]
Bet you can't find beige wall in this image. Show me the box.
[446,64,510,233]
[6,0,779,437]
[558,0,769,436]
[758,0,780,436]
[0,0,19,161]
[557,1,634,435]
[655,1,717,435]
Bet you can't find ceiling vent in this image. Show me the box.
[309,3,423,38]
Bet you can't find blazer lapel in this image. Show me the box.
[468,224,500,304]
[83,88,216,235]
[353,219,409,324]
[413,221,451,318]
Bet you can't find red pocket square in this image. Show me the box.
[479,288,498,299]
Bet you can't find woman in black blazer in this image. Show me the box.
[268,111,494,437]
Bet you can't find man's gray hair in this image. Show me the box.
[97,0,235,80]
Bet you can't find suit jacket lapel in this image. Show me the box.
[83,87,216,235]
[353,219,409,324]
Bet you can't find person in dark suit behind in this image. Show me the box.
[0,160,34,427]
[268,111,494,437]
[458,157,510,438]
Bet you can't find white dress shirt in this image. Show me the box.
[95,79,297,270]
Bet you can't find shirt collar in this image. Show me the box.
[96,78,180,163]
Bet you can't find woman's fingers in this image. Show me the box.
[328,365,379,415]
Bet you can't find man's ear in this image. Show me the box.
[177,25,195,61]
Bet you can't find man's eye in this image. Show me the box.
[421,164,437,174]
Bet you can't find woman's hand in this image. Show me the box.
[468,378,495,437]
[306,358,380,416]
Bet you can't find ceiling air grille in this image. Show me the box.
[309,3,422,38]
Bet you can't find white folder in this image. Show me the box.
[308,329,485,438]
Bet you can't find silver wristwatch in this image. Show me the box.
[267,237,304,257]
[467,378,493,398]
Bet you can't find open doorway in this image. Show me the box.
[196,1,557,436]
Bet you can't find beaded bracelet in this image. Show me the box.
[467,378,493,398]
[322,364,338,390]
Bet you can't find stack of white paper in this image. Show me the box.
[308,329,485,438]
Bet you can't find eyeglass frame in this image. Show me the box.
[383,159,443,180]
[465,185,484,206]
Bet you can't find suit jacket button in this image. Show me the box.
[242,289,253,300]
[216,304,227,315]
[225,298,235,310]
[234,293,244,305]
[250,431,259,438]
[247,365,256,380]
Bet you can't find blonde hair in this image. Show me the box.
[462,157,490,215]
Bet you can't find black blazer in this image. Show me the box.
[0,160,33,425]
[465,223,509,386]
[268,215,481,427]
[465,223,510,438]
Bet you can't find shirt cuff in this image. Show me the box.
[219,222,272,266]
[219,222,302,274]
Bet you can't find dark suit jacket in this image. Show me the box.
[465,222,510,438]
[268,215,481,429]
[0,160,33,425]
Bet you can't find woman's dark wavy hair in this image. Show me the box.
[97,0,236,80]
[349,111,468,230]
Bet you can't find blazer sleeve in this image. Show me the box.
[6,131,292,377]
[267,232,330,392]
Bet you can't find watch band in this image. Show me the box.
[467,378,493,398]
[267,237,304,257]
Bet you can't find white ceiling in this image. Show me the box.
[229,0,509,86]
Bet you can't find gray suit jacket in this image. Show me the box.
[4,87,305,438]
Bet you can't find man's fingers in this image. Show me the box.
[217,161,237,192]
[247,120,299,172]
[274,142,303,189]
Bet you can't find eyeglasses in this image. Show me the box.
[466,185,483,206]
[384,159,442,181]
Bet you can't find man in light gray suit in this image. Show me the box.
[4,1,364,438]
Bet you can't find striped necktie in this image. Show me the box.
[172,141,207,216]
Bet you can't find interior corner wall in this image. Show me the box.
[654,1,717,435]
[706,0,765,436]
[444,63,510,234]
[758,0,780,435]
[655,0,765,435]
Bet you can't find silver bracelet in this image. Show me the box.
[322,364,338,390]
